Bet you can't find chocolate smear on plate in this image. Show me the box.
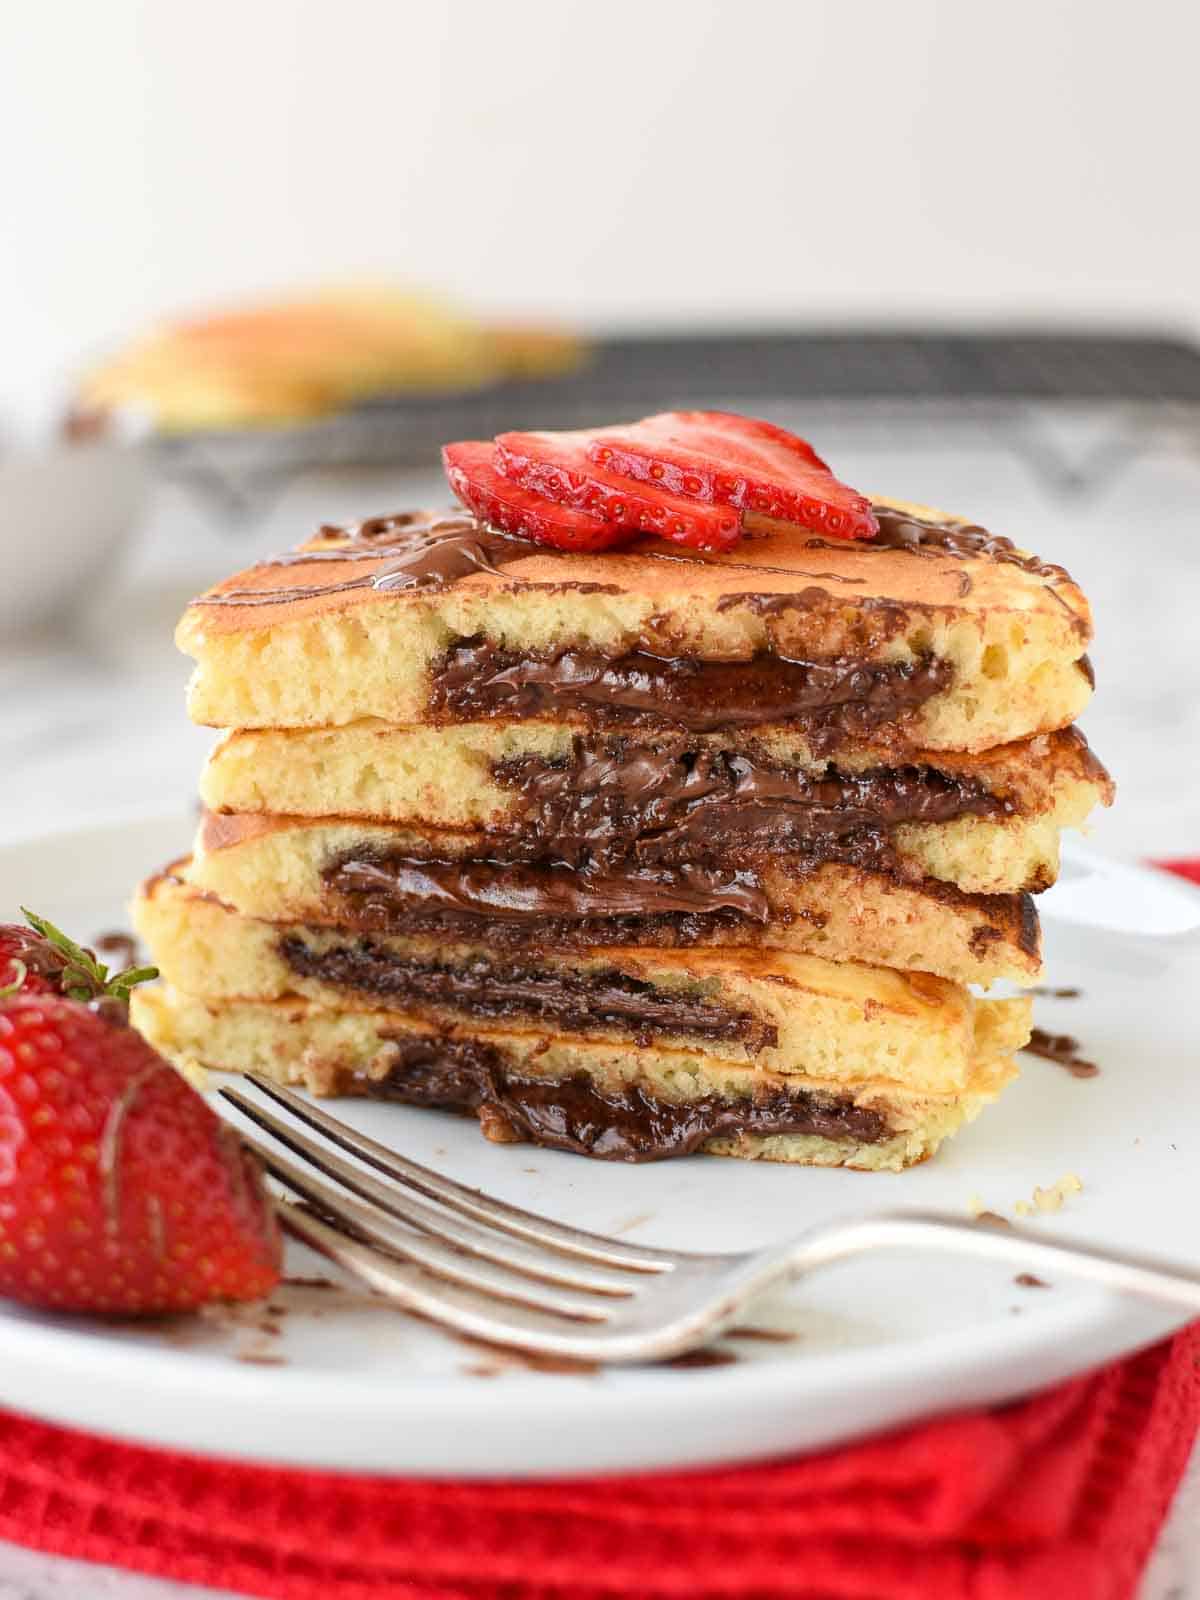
[1023,1028,1099,1078]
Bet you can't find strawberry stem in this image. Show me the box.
[18,909,158,1004]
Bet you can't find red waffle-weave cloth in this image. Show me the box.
[0,861,1196,1600]
[0,1325,1197,1600]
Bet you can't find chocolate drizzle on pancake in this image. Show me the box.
[189,499,1078,617]
[345,1034,889,1161]
[279,937,776,1052]
[190,508,882,612]
[858,506,1075,583]
[430,636,953,740]
[191,511,544,606]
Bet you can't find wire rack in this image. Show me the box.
[153,329,1200,520]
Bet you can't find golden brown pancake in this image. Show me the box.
[198,721,1111,897]
[177,500,1093,752]
[132,983,1021,1171]
[134,868,1030,1092]
[164,824,1043,987]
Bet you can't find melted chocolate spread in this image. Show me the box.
[320,735,1011,938]
[322,854,769,942]
[347,1035,888,1162]
[280,937,777,1052]
[492,737,1008,875]
[320,885,753,949]
[430,635,953,739]
[1023,1028,1098,1078]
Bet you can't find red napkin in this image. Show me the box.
[0,859,1195,1600]
[0,1326,1196,1600]
[1156,857,1200,886]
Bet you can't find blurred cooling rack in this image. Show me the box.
[153,328,1200,520]
[6,323,1200,858]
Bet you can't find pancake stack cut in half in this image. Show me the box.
[131,411,1112,1168]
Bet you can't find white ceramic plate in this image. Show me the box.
[0,814,1196,1478]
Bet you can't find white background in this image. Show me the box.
[2,0,1199,412]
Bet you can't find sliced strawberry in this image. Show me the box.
[494,430,741,553]
[584,411,878,540]
[443,441,636,554]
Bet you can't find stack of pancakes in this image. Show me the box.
[132,498,1111,1168]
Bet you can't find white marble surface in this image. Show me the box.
[1,427,1198,1594]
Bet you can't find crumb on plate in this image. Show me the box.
[1014,1172,1083,1216]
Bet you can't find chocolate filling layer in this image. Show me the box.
[319,738,1009,939]
[319,853,1032,957]
[327,855,767,919]
[349,1035,889,1161]
[492,737,1007,875]
[430,634,953,738]
[322,854,769,944]
[280,937,777,1052]
[320,869,759,947]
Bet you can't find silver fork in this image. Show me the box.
[221,1073,1200,1365]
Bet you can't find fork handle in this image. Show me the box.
[773,1210,1200,1317]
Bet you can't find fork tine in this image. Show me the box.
[242,1073,681,1272]
[243,1129,613,1323]
[278,1200,618,1361]
[221,1087,636,1297]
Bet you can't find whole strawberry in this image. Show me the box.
[0,912,281,1314]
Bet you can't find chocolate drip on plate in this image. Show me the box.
[1023,1028,1098,1077]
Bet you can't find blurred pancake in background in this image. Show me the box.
[74,284,588,434]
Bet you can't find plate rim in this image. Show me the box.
[0,1275,1180,1477]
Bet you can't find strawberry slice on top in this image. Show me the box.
[494,429,742,553]
[443,441,638,554]
[585,411,879,541]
